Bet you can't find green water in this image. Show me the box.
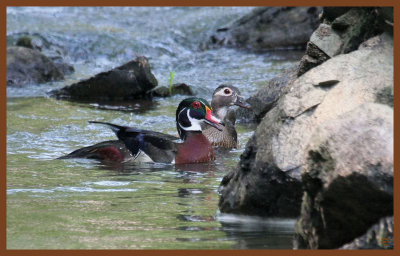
[7,7,299,249]
[7,97,295,249]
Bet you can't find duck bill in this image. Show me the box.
[205,106,225,131]
[234,96,252,109]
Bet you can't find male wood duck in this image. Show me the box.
[59,98,224,164]
[202,85,251,149]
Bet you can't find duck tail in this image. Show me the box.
[89,121,124,134]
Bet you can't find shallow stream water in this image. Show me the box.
[7,7,302,249]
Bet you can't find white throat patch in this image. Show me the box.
[178,109,203,131]
[216,107,228,120]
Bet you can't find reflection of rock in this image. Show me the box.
[203,7,321,51]
[339,216,393,249]
[219,32,393,228]
[218,215,296,249]
[50,56,158,101]
[150,83,194,97]
[7,46,64,86]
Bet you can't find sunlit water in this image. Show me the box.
[7,7,301,249]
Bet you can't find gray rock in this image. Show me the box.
[50,56,157,101]
[309,24,342,57]
[297,47,329,77]
[219,33,393,221]
[203,7,321,51]
[236,66,297,123]
[294,103,393,249]
[7,46,64,86]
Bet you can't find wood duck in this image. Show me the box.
[59,98,224,164]
[202,85,251,149]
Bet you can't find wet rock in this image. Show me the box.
[340,216,393,249]
[203,7,321,51]
[10,33,74,80]
[235,66,297,123]
[50,56,157,101]
[294,103,393,249]
[219,33,393,220]
[150,83,194,97]
[7,46,64,86]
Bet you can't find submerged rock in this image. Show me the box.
[203,7,321,51]
[7,46,64,86]
[50,56,158,101]
[219,33,393,224]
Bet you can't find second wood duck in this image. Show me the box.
[60,97,224,164]
[202,84,251,149]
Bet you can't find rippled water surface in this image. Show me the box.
[7,7,301,249]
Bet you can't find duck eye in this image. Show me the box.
[192,101,201,109]
[224,88,232,95]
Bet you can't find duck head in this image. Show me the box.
[176,97,224,140]
[211,84,252,119]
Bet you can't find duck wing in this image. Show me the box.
[58,140,132,161]
[89,121,179,163]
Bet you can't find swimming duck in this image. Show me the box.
[60,97,224,164]
[202,85,251,149]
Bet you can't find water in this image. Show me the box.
[7,7,302,249]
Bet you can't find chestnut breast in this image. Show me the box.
[175,133,215,164]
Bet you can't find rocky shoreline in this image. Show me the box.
[218,7,393,249]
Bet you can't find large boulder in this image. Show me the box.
[50,56,158,101]
[7,46,64,86]
[202,7,321,51]
[218,32,393,222]
[294,103,393,249]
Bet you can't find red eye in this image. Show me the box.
[192,101,201,109]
